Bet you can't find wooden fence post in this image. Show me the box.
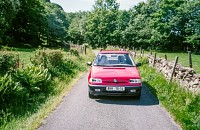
[84,46,87,55]
[169,56,179,83]
[134,51,137,58]
[16,53,20,68]
[165,55,167,60]
[153,53,157,66]
[188,51,192,68]
[140,47,142,54]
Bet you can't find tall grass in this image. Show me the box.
[138,63,200,130]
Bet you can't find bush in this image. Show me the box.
[0,47,95,129]
[31,49,64,68]
[0,65,52,126]
[135,56,148,65]
[70,49,79,57]
[0,73,21,101]
[31,48,84,79]
[31,49,49,68]
[0,65,51,102]
[48,50,63,67]
[13,65,51,95]
[0,52,17,75]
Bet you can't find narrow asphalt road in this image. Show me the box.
[38,50,181,130]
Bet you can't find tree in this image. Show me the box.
[68,12,87,45]
[44,2,69,47]
[183,0,200,53]
[123,2,153,49]
[0,0,20,45]
[7,0,46,47]
[114,10,131,48]
[85,0,119,48]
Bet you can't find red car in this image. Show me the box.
[88,50,142,99]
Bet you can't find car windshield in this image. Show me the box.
[93,53,135,67]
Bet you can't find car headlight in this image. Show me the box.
[89,78,102,83]
[130,79,141,83]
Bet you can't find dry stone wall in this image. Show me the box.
[146,54,200,93]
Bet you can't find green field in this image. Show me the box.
[141,51,200,74]
[0,48,36,65]
[16,48,36,65]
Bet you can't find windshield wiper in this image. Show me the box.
[110,64,133,67]
[95,64,109,66]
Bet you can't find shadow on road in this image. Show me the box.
[95,85,159,106]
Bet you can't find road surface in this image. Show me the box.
[38,50,181,130]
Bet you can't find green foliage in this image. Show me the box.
[1,0,200,51]
[0,73,21,101]
[139,64,200,130]
[0,52,17,75]
[0,64,52,127]
[0,0,70,47]
[13,65,51,95]
[70,49,80,57]
[0,65,51,104]
[44,2,69,47]
[0,65,52,128]
[67,12,86,45]
[0,0,20,44]
[125,0,200,52]
[0,48,94,129]
[48,50,64,67]
[7,0,46,46]
[85,0,119,48]
[31,48,64,68]
[135,56,148,65]
[30,48,83,79]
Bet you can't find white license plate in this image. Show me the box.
[106,87,125,91]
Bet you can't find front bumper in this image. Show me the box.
[88,84,142,96]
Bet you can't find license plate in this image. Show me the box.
[106,87,125,91]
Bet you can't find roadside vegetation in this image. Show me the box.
[136,57,200,130]
[0,47,95,130]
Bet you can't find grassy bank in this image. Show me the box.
[0,47,95,130]
[138,62,200,130]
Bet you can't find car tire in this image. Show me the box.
[89,92,95,99]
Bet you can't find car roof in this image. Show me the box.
[99,50,129,54]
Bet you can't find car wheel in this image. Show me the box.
[89,92,95,99]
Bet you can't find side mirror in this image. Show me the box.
[87,62,92,66]
[136,62,141,67]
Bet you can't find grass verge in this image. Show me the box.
[138,63,200,130]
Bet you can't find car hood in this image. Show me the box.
[91,66,140,78]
